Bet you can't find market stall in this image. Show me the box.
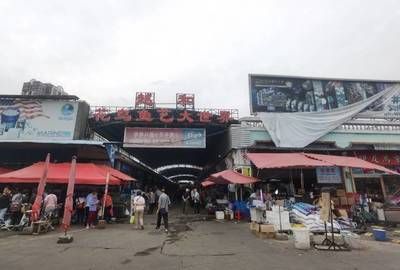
[244,152,400,247]
[0,162,134,185]
[201,169,259,219]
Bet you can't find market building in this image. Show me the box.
[214,75,400,223]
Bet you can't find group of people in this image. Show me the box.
[0,187,60,227]
[74,190,114,229]
[131,188,171,232]
[182,188,201,214]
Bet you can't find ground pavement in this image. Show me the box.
[0,209,399,270]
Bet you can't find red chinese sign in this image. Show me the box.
[176,93,195,109]
[218,111,231,123]
[157,109,174,123]
[177,110,194,123]
[135,92,155,109]
[353,152,400,166]
[92,108,237,125]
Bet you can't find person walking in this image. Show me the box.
[75,193,86,226]
[148,190,156,214]
[133,191,145,230]
[101,193,113,223]
[182,189,190,214]
[86,191,99,229]
[192,188,200,214]
[156,188,171,233]
[0,187,11,224]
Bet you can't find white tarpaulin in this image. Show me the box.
[257,85,400,148]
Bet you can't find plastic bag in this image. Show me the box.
[130,215,135,224]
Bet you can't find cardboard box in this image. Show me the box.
[340,197,348,206]
[338,209,348,218]
[259,224,275,233]
[332,197,340,206]
[250,222,260,232]
[336,189,346,197]
[346,197,355,205]
[255,231,276,239]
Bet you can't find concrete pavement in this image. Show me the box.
[0,211,399,270]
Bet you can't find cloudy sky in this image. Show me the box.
[0,0,399,115]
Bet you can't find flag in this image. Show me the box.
[61,157,77,233]
[31,153,50,222]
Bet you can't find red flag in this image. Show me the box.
[31,153,50,222]
[101,172,110,218]
[61,157,77,233]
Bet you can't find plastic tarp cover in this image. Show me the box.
[0,162,134,185]
[257,85,400,148]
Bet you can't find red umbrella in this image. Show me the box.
[31,153,50,222]
[61,157,77,233]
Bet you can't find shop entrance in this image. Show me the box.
[354,177,384,202]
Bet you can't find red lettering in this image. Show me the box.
[218,111,231,123]
[177,110,194,123]
[94,107,111,122]
[158,109,174,123]
[198,111,212,123]
[114,108,132,122]
[137,110,153,122]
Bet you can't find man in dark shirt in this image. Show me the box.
[0,187,12,224]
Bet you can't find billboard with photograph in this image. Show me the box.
[124,127,206,148]
[0,98,79,141]
[249,74,398,114]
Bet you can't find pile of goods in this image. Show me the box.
[289,202,353,232]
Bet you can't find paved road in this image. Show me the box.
[0,213,399,270]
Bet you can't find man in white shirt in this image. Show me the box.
[192,188,200,214]
[133,191,145,230]
[43,193,58,218]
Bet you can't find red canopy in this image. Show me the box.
[209,170,260,185]
[0,162,135,185]
[246,153,330,169]
[0,167,13,174]
[246,152,399,175]
[96,165,134,181]
[304,153,399,175]
[201,180,216,187]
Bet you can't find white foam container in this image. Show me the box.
[292,228,311,250]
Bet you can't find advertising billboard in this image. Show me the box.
[249,74,398,114]
[123,127,206,148]
[0,98,79,141]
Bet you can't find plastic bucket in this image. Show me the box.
[372,229,387,241]
[292,228,310,249]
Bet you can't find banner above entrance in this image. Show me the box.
[123,127,206,148]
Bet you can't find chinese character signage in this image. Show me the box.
[353,152,400,166]
[316,167,342,184]
[135,92,155,109]
[0,98,79,141]
[249,74,398,114]
[92,108,233,124]
[123,127,206,148]
[176,93,195,110]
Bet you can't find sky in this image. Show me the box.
[0,0,399,116]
